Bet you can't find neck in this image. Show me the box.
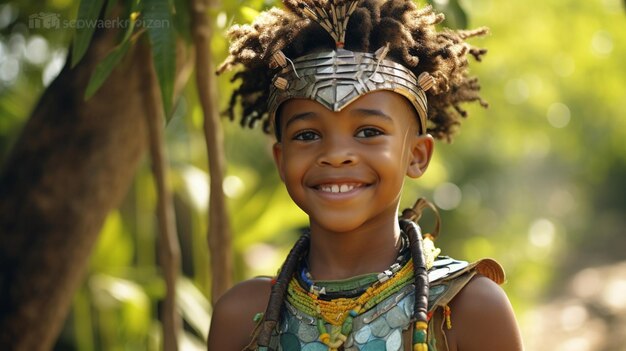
[307,216,402,281]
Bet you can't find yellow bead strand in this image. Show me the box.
[286,258,417,350]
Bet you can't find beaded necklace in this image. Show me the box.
[281,227,441,351]
[286,258,415,350]
[296,235,411,300]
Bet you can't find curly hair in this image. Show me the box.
[218,0,488,142]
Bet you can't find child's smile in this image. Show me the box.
[317,184,362,193]
[316,182,363,194]
[311,178,370,201]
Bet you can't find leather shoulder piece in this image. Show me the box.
[426,257,506,312]
[469,258,506,285]
[428,256,505,285]
[428,256,469,283]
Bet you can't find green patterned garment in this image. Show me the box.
[266,257,469,351]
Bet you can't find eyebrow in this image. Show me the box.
[284,111,316,129]
[350,108,393,122]
[283,108,392,129]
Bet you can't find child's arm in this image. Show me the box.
[447,275,524,351]
[207,278,272,351]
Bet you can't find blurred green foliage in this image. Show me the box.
[1,0,625,349]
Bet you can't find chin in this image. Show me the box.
[309,213,368,234]
[318,223,362,234]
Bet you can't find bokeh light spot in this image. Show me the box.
[0,4,17,30]
[42,51,65,86]
[591,30,613,56]
[0,57,19,83]
[505,78,529,105]
[602,279,626,311]
[434,182,462,210]
[25,35,49,65]
[216,12,227,29]
[181,166,209,211]
[560,304,588,331]
[528,218,555,248]
[547,102,571,128]
[223,175,245,198]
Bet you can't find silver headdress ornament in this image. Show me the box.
[267,0,436,134]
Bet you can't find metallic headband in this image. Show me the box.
[267,46,435,134]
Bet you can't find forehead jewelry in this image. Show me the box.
[267,0,436,134]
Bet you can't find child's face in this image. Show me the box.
[272,91,433,233]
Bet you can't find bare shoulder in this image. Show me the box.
[447,275,524,351]
[207,277,272,351]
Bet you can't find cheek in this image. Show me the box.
[281,150,309,181]
[378,141,412,169]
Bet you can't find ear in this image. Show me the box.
[406,134,434,179]
[272,142,286,182]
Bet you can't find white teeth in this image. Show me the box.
[319,184,357,193]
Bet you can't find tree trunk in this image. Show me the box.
[0,24,152,350]
[190,0,233,303]
[139,40,183,351]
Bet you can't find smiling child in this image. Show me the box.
[208,0,524,350]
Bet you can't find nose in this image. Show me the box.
[317,135,358,167]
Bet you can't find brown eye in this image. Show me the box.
[355,128,383,138]
[293,130,320,141]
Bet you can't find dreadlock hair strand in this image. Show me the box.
[248,233,311,349]
[400,219,430,325]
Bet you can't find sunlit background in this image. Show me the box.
[1,0,625,349]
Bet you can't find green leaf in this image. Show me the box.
[447,0,468,29]
[120,0,142,28]
[71,0,106,68]
[172,0,192,43]
[143,0,176,116]
[104,0,117,19]
[427,0,468,29]
[84,39,131,100]
[83,12,139,100]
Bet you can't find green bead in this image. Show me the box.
[330,324,342,339]
[316,318,326,334]
[413,329,427,343]
[253,312,264,323]
[341,316,353,335]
